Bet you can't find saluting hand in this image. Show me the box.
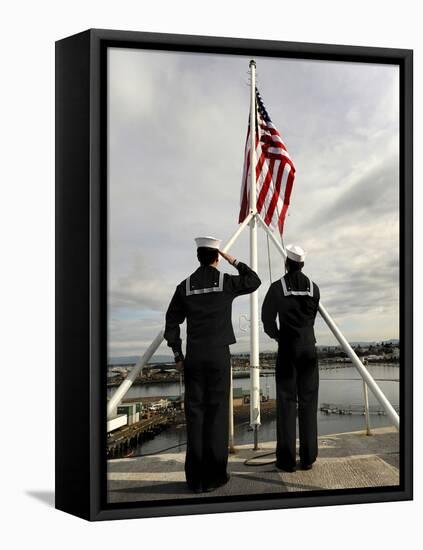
[218,250,236,265]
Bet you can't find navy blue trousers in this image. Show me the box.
[183,345,231,490]
[275,345,319,468]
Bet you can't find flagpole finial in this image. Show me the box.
[249,59,256,68]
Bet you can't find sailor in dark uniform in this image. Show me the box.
[261,244,320,472]
[164,236,261,493]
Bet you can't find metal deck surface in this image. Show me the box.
[107,426,399,503]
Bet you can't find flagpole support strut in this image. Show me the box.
[256,213,399,430]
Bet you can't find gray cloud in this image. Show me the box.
[107,48,399,357]
[306,153,399,230]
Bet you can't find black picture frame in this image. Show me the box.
[55,28,413,521]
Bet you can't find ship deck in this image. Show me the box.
[107,426,399,503]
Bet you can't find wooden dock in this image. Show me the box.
[107,412,184,458]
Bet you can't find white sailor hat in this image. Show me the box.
[286,243,306,262]
[194,236,221,250]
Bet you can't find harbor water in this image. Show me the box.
[108,363,399,456]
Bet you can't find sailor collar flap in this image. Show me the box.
[185,269,224,296]
[281,273,314,297]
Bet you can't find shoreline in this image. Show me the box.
[108,361,399,387]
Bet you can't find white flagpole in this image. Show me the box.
[249,59,261,449]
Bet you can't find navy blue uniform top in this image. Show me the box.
[261,271,320,349]
[164,261,261,358]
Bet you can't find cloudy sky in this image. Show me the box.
[107,47,399,358]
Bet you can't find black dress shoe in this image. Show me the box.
[275,462,296,473]
[187,482,203,493]
[300,462,313,470]
[203,473,230,492]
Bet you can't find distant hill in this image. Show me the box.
[108,354,174,366]
[347,339,399,346]
[315,339,399,348]
[109,340,399,365]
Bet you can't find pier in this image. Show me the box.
[107,398,279,458]
[107,411,184,458]
[107,426,399,502]
[320,402,400,416]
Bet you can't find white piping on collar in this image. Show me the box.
[281,275,314,297]
[186,271,224,296]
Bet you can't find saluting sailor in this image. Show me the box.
[164,236,261,493]
[261,244,320,472]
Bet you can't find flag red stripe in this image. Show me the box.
[238,127,251,222]
[277,168,295,232]
[238,150,250,222]
[256,156,274,213]
[282,166,295,205]
[278,201,290,234]
[264,161,285,226]
[238,88,296,235]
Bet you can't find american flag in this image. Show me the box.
[239,87,296,234]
